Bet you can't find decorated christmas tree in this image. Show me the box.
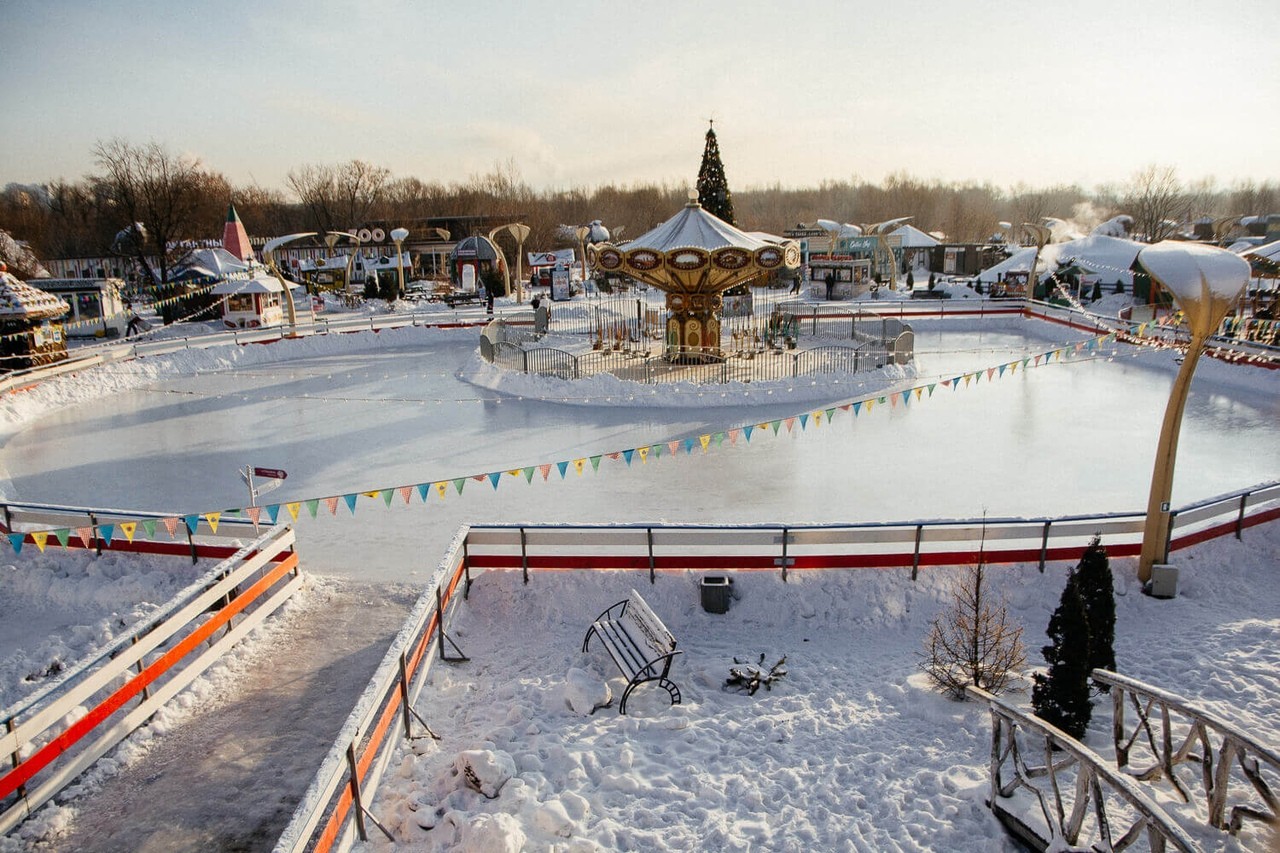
[696,121,736,225]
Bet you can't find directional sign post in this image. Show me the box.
[242,464,288,508]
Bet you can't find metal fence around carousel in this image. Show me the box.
[488,340,899,385]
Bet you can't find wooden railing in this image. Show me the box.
[1,525,302,834]
[1093,668,1280,836]
[966,686,1198,852]
[274,528,471,853]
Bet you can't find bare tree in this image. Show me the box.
[1122,165,1190,243]
[920,561,1026,698]
[92,139,229,286]
[286,160,391,233]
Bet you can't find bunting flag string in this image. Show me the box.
[6,327,1160,554]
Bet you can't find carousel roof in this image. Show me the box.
[172,247,252,281]
[0,271,71,320]
[626,198,769,253]
[590,195,799,294]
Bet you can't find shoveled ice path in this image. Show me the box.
[42,577,416,853]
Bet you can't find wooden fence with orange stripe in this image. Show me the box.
[276,527,471,853]
[0,524,303,834]
[276,479,1277,852]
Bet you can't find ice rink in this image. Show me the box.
[1,318,1276,583]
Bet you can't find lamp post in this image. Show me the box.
[488,223,532,304]
[1136,242,1250,582]
[1022,222,1051,300]
[391,227,409,301]
[575,225,591,285]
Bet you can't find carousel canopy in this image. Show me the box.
[590,193,799,294]
[0,271,71,320]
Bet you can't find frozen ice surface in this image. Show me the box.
[0,319,1275,584]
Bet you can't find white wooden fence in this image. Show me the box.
[0,525,302,834]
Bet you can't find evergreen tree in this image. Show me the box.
[1074,536,1117,685]
[696,121,736,225]
[1031,572,1093,739]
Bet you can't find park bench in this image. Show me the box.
[582,589,682,714]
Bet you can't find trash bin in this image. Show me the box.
[700,576,733,614]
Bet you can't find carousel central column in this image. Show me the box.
[665,292,724,359]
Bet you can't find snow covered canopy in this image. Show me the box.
[0,271,71,320]
[888,224,940,248]
[1241,239,1280,277]
[1136,241,1250,337]
[210,275,297,295]
[171,247,251,282]
[979,235,1144,284]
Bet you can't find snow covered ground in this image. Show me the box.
[1,296,1277,850]
[363,524,1280,852]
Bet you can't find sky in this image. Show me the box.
[2,0,1278,196]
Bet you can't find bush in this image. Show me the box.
[920,562,1025,698]
[1074,536,1116,685]
[1032,572,1093,739]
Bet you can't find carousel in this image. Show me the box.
[589,191,800,361]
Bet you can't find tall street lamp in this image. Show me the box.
[391,227,409,300]
[1136,241,1250,583]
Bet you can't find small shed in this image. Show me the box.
[212,275,298,329]
[33,277,128,338]
[0,265,70,371]
[449,236,504,294]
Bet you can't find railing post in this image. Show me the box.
[1038,521,1052,573]
[1163,511,1177,563]
[1235,493,1247,539]
[520,527,529,585]
[88,511,102,556]
[435,585,447,660]
[6,717,24,799]
[911,524,923,581]
[398,651,413,739]
[462,538,471,599]
[780,527,790,582]
[131,635,151,703]
[346,741,368,841]
[647,527,656,585]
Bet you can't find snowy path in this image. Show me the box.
[32,578,416,853]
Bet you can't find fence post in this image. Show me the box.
[911,525,923,581]
[1038,521,1052,573]
[780,527,790,582]
[435,585,448,660]
[1235,493,1248,540]
[88,512,102,556]
[462,538,471,599]
[520,527,529,585]
[647,527,656,585]
[131,635,151,703]
[346,741,368,842]
[5,717,24,798]
[1163,511,1177,563]
[398,651,413,739]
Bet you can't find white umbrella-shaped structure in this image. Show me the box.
[589,191,799,360]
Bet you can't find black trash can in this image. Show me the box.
[700,576,733,614]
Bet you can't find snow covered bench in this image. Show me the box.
[582,589,682,714]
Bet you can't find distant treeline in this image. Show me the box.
[1,140,1275,283]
